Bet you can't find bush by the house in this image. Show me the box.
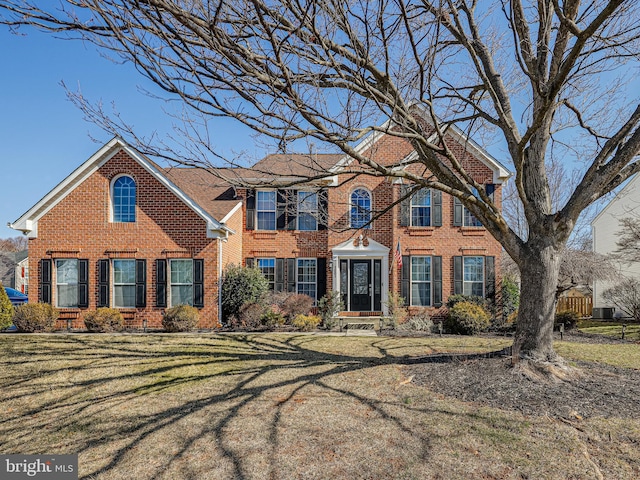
[318,290,343,330]
[282,294,314,320]
[221,264,268,321]
[446,294,487,309]
[445,301,490,335]
[291,314,321,331]
[384,291,408,328]
[12,303,59,333]
[162,304,199,332]
[84,308,124,332]
[261,307,286,328]
[0,282,14,330]
[238,302,266,330]
[399,308,434,332]
[555,309,579,331]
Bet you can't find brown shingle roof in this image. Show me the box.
[250,153,343,178]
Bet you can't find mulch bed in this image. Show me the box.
[404,331,640,419]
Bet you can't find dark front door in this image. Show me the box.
[350,260,371,311]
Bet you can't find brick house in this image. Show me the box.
[9,125,510,329]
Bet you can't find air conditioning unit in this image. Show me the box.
[592,307,615,320]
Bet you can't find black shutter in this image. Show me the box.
[40,259,52,304]
[275,258,285,292]
[276,190,287,230]
[400,185,410,227]
[401,256,410,306]
[155,259,167,308]
[453,197,463,226]
[433,256,442,307]
[433,190,442,227]
[246,258,254,268]
[78,259,89,309]
[453,256,463,295]
[193,259,204,308]
[286,258,296,292]
[318,189,329,230]
[485,256,495,303]
[135,259,147,308]
[98,259,110,308]
[485,184,495,202]
[246,189,256,230]
[287,190,297,230]
[317,258,326,301]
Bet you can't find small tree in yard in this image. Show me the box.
[221,265,268,322]
[0,282,14,330]
[602,278,640,321]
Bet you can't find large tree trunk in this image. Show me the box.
[513,240,562,363]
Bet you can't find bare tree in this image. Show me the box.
[0,237,28,252]
[2,1,640,373]
[614,217,640,263]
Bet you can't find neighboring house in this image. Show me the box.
[15,256,29,295]
[592,174,640,318]
[0,250,28,290]
[9,124,510,329]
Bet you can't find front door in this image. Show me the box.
[350,260,371,311]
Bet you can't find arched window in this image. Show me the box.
[350,188,371,228]
[112,175,136,223]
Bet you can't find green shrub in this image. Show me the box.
[445,301,490,335]
[385,291,408,328]
[0,283,14,330]
[84,308,124,332]
[162,304,199,332]
[555,309,579,331]
[446,294,487,309]
[291,314,321,331]
[282,294,314,320]
[261,307,286,328]
[221,264,269,322]
[238,302,266,330]
[500,276,520,319]
[318,290,343,330]
[12,303,59,333]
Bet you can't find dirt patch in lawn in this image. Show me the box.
[406,332,640,420]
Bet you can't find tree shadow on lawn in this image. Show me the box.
[0,334,538,479]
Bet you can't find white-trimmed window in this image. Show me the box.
[411,189,431,227]
[170,259,194,306]
[410,256,431,306]
[297,258,317,302]
[113,259,136,308]
[350,188,371,228]
[463,188,482,227]
[297,191,318,231]
[56,259,78,308]
[112,175,136,223]
[257,258,276,290]
[257,191,277,230]
[463,256,484,296]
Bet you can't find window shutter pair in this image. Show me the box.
[400,256,442,307]
[246,188,328,231]
[400,186,442,227]
[452,256,495,302]
[40,258,90,307]
[155,259,204,308]
[453,184,495,227]
[98,259,146,308]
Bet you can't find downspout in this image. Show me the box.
[218,237,224,327]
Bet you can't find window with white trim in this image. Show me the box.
[256,191,277,230]
[297,258,317,302]
[56,259,78,308]
[112,175,136,223]
[463,188,482,227]
[411,189,431,227]
[463,256,484,296]
[410,256,431,306]
[350,188,371,228]
[170,259,194,306]
[297,191,318,231]
[257,258,276,290]
[113,259,136,308]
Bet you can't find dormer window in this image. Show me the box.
[112,175,136,223]
[350,188,371,229]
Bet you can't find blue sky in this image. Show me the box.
[0,27,259,239]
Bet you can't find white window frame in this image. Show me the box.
[410,256,432,306]
[350,188,372,229]
[113,259,136,308]
[463,256,485,296]
[296,258,317,303]
[410,189,432,227]
[257,258,276,290]
[297,191,318,231]
[256,190,277,230]
[169,259,194,307]
[55,259,78,308]
[111,174,137,223]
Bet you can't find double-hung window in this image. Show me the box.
[350,188,371,228]
[410,257,431,306]
[297,259,317,302]
[463,257,484,296]
[411,189,431,227]
[170,259,194,306]
[113,259,136,308]
[257,258,276,290]
[256,191,277,230]
[297,191,318,231]
[56,259,78,308]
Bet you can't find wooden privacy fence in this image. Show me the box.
[557,296,593,317]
